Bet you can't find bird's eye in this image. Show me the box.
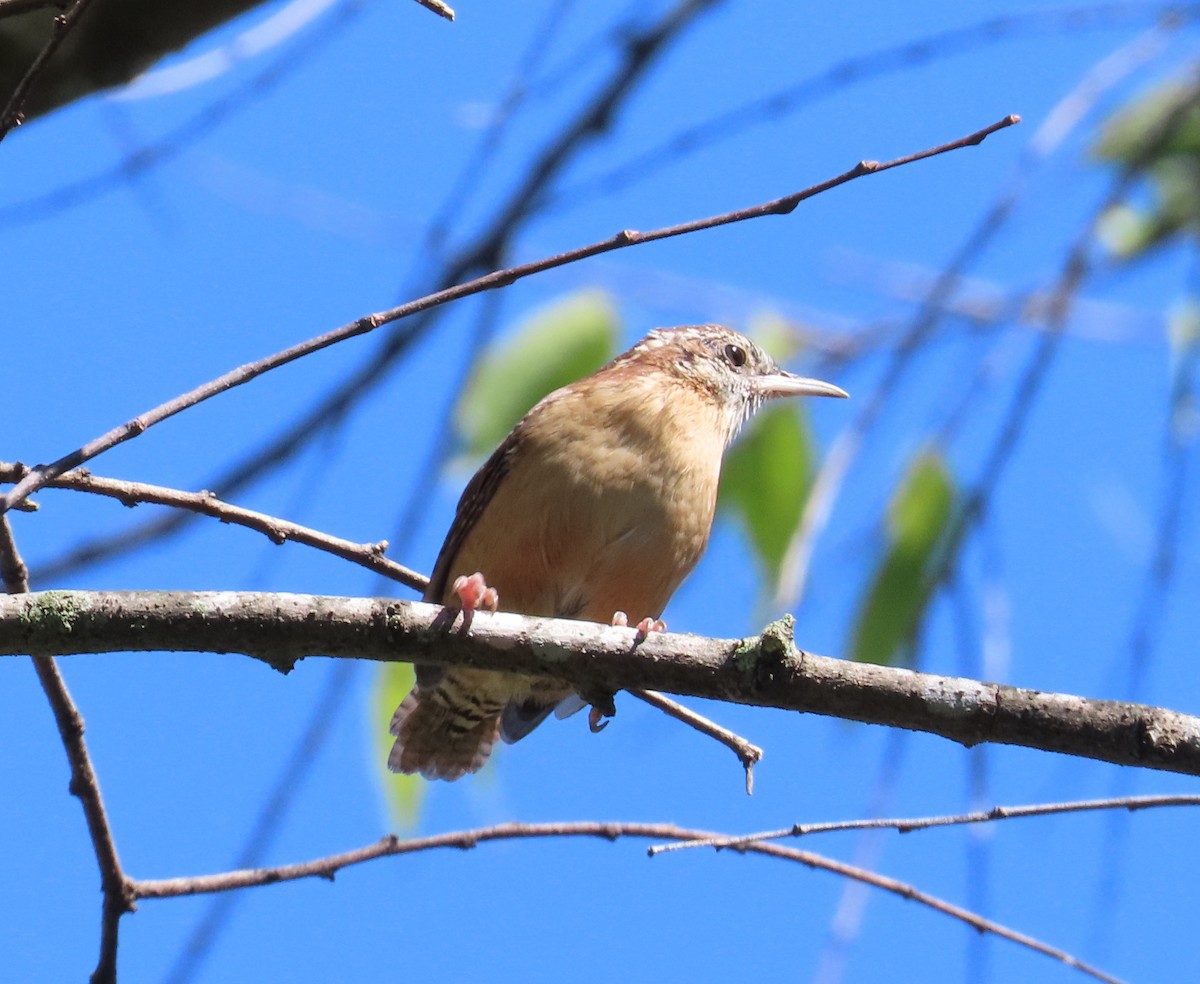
[724,343,747,368]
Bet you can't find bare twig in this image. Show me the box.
[777,25,1167,607]
[628,688,762,794]
[0,0,97,141]
[829,251,1163,343]
[928,66,1200,636]
[411,0,453,20]
[0,462,428,593]
[0,515,28,593]
[647,793,1200,855]
[1124,287,1200,690]
[128,819,1119,983]
[162,15,588,967]
[0,113,1017,518]
[1,0,368,225]
[25,0,712,583]
[7,591,1200,780]
[0,519,132,984]
[558,2,1192,204]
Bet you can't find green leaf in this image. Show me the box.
[1169,298,1200,354]
[745,310,805,365]
[371,662,424,828]
[1093,81,1200,163]
[1092,79,1200,261]
[456,290,619,457]
[849,450,956,666]
[1097,204,1163,260]
[717,403,815,590]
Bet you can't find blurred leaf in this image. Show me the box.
[456,290,619,457]
[1169,298,1200,353]
[850,450,956,666]
[1097,204,1164,259]
[1093,81,1200,163]
[717,404,815,590]
[371,662,424,828]
[1092,79,1200,261]
[746,310,805,365]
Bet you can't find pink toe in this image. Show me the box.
[635,617,666,636]
[453,572,496,613]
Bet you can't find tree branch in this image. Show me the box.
[0,113,1018,517]
[628,687,762,793]
[0,0,96,141]
[4,589,1199,779]
[648,793,1200,855]
[411,0,454,20]
[0,523,132,984]
[128,819,1118,984]
[0,461,427,592]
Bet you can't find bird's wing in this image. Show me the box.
[423,424,522,605]
[415,429,520,692]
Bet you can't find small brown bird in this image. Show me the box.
[388,324,847,779]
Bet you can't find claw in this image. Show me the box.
[634,616,666,642]
[449,572,498,633]
[588,705,610,733]
[612,611,665,641]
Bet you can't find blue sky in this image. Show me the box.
[3,1,1199,982]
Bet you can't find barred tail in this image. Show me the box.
[387,673,504,781]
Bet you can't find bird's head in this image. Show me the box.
[615,324,848,447]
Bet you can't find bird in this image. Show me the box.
[388,323,847,780]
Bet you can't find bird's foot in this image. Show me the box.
[448,572,499,633]
[453,572,499,612]
[582,688,617,733]
[612,611,666,642]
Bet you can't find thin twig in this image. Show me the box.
[0,462,428,593]
[0,113,1018,518]
[776,24,1167,607]
[0,518,132,984]
[128,819,1120,983]
[0,515,29,593]
[647,793,1200,855]
[927,66,1200,641]
[0,0,97,141]
[411,0,453,20]
[556,2,1193,204]
[628,688,762,794]
[164,18,584,967]
[26,0,716,586]
[1,0,368,226]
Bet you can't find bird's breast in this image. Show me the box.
[446,377,728,622]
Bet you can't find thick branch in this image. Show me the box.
[3,589,1200,779]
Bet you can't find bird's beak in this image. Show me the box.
[756,371,848,400]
